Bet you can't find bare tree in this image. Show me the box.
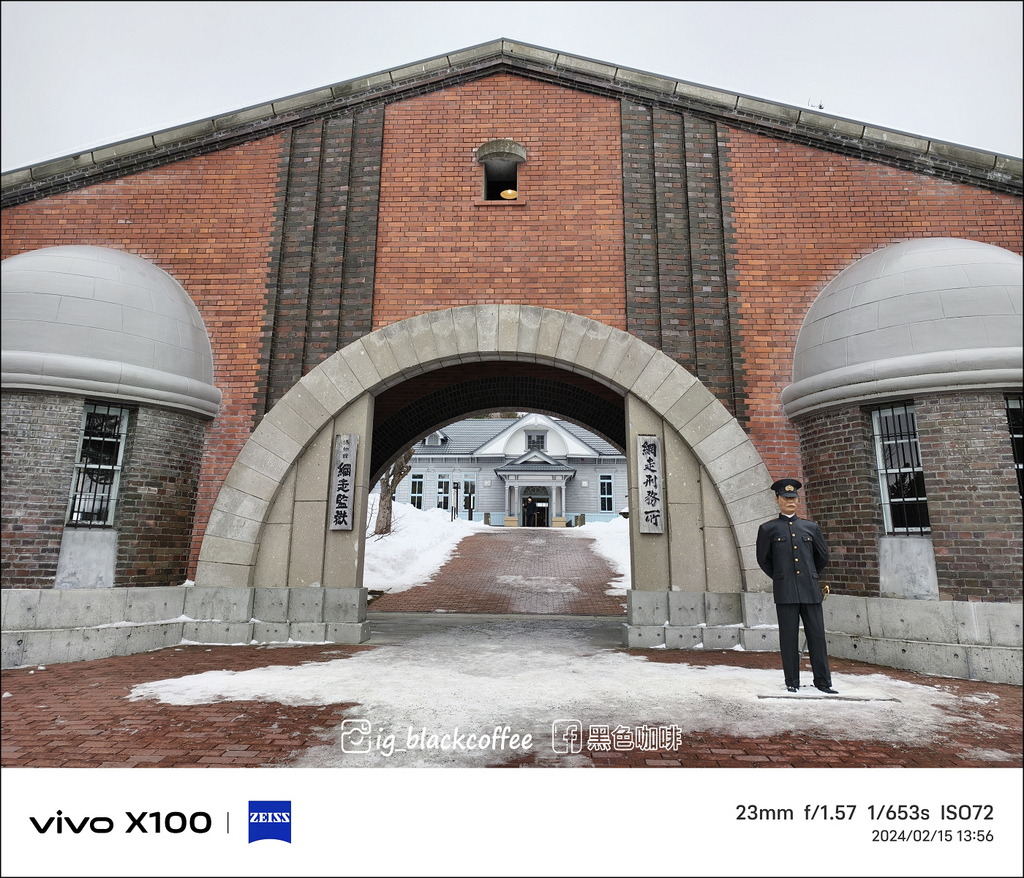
[374,447,415,536]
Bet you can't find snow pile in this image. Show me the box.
[362,500,489,594]
[566,515,630,593]
[124,506,1008,768]
[363,500,631,596]
[129,619,976,768]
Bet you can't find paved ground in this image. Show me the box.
[369,528,627,615]
[2,529,1021,769]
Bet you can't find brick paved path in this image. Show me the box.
[2,642,1020,768]
[2,530,1021,769]
[369,528,626,615]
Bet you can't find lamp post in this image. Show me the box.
[452,481,460,522]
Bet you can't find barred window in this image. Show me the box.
[1007,396,1023,505]
[67,402,130,527]
[409,474,424,509]
[871,402,930,534]
[526,432,546,451]
[599,474,614,512]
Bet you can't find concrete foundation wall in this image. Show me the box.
[3,584,1019,684]
[1,585,368,669]
[623,589,1022,685]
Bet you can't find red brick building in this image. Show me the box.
[2,41,1021,679]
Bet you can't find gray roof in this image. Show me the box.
[495,461,578,476]
[4,39,1019,203]
[559,421,621,455]
[782,238,1023,418]
[414,417,622,456]
[0,245,221,418]
[495,449,577,475]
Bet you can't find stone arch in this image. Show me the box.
[195,305,777,646]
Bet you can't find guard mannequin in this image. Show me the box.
[755,479,837,694]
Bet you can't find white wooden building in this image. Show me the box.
[394,414,627,527]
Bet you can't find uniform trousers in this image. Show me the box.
[776,602,832,689]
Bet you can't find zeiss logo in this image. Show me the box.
[248,801,291,844]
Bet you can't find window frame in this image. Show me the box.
[526,431,546,451]
[66,401,131,528]
[436,473,451,510]
[483,160,518,201]
[409,473,424,510]
[476,139,526,203]
[599,474,614,512]
[462,473,476,511]
[871,402,931,535]
[1007,395,1023,506]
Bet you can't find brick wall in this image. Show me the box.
[2,394,210,588]
[372,74,626,329]
[0,392,81,588]
[795,405,882,596]
[720,126,1024,484]
[116,407,207,587]
[0,137,287,573]
[915,391,1023,601]
[3,74,1022,592]
[263,109,383,409]
[797,392,1023,601]
[619,105,736,414]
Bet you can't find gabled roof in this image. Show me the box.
[414,419,517,455]
[495,449,577,478]
[410,415,622,457]
[473,413,601,457]
[558,422,621,456]
[3,38,1020,206]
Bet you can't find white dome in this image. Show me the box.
[1,246,221,418]
[782,238,1022,418]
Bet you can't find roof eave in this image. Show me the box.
[3,37,1021,202]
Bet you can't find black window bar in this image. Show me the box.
[1007,396,1024,507]
[871,402,930,534]
[67,403,129,527]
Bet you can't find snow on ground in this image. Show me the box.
[564,515,630,593]
[362,498,489,594]
[129,618,984,768]
[362,499,631,596]
[126,503,1003,768]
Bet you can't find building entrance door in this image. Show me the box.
[534,502,548,527]
[522,489,550,527]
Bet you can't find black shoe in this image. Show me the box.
[816,685,838,694]
[786,685,799,693]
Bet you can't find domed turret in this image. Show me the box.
[783,238,1022,418]
[2,245,220,418]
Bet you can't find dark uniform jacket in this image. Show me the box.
[755,514,829,605]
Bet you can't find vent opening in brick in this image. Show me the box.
[477,139,526,201]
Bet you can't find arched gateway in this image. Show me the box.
[196,305,778,647]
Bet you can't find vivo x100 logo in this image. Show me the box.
[30,810,212,834]
[248,801,291,843]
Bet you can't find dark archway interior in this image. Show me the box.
[370,362,626,483]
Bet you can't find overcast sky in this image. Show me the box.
[2,1,1022,174]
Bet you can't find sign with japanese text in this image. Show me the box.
[330,434,359,531]
[636,434,665,534]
